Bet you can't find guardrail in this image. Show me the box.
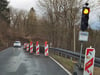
[49,47,100,67]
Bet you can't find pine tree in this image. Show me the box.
[27,7,37,35]
[0,0,8,11]
[0,0,9,23]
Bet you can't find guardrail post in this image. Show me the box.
[57,51,59,55]
[60,52,62,57]
[65,55,67,58]
[54,50,55,55]
[57,51,59,56]
[70,57,73,61]
[73,72,77,75]
[59,52,61,56]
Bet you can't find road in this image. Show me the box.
[0,47,69,75]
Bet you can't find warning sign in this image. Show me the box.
[83,47,95,75]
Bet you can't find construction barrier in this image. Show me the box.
[26,43,30,52]
[30,41,33,53]
[24,43,27,49]
[23,41,49,56]
[83,47,95,75]
[36,41,39,55]
[44,41,49,56]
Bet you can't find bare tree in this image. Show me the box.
[37,0,93,51]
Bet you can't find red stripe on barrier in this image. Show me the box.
[45,48,48,52]
[30,51,33,53]
[90,72,92,75]
[37,51,39,54]
[46,53,48,56]
[87,69,89,73]
[86,49,93,56]
[36,41,39,46]
[36,48,39,51]
[85,58,94,71]
[45,44,47,47]
[30,47,33,50]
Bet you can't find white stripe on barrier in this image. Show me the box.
[27,44,29,51]
[45,44,48,56]
[36,44,39,55]
[45,46,48,49]
[30,44,33,53]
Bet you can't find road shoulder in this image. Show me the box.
[49,56,72,75]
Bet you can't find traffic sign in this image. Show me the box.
[79,31,89,42]
[83,47,95,75]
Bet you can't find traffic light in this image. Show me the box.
[81,6,90,31]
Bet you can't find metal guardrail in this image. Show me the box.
[49,47,100,67]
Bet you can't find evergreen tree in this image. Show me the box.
[27,7,37,35]
[0,0,8,11]
[0,0,9,23]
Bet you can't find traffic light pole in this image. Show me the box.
[79,42,83,68]
[74,24,76,52]
[78,2,89,69]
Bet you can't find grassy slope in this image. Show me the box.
[50,54,74,73]
[50,53,100,75]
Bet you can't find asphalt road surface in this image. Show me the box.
[0,47,69,75]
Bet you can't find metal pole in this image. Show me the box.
[79,42,83,68]
[74,25,76,52]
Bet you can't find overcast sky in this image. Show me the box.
[8,0,43,16]
[8,0,38,11]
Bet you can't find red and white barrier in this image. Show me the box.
[26,43,29,51]
[44,41,49,56]
[30,42,33,53]
[36,41,39,55]
[83,46,95,75]
[24,43,27,49]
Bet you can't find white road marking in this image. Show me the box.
[49,56,72,75]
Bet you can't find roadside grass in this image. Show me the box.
[50,54,74,73]
[50,53,100,75]
[94,67,100,75]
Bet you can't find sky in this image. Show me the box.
[89,0,100,30]
[8,0,42,16]
[8,0,38,11]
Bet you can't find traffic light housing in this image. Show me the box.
[81,7,90,31]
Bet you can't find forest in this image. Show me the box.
[0,0,100,57]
